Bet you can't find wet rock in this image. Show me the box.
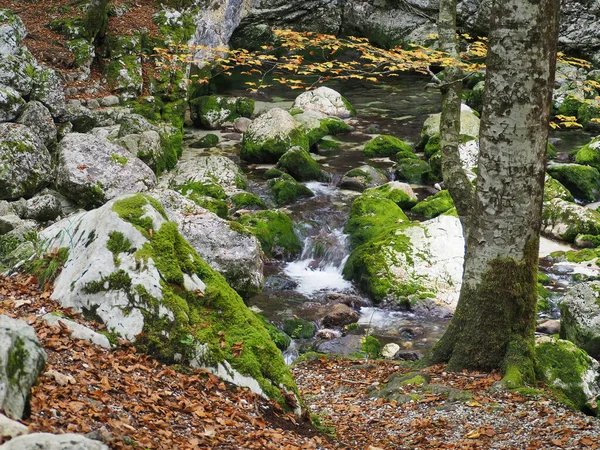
[0,433,109,450]
[267,173,314,206]
[315,334,362,355]
[326,293,371,309]
[547,164,600,202]
[54,133,156,209]
[399,327,426,339]
[292,86,355,118]
[395,350,422,361]
[321,303,359,328]
[283,318,316,339]
[339,165,389,192]
[16,101,56,149]
[0,123,51,200]
[315,328,341,340]
[0,315,47,420]
[276,146,324,181]
[265,275,298,290]
[537,320,560,335]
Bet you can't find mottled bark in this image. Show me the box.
[428,0,560,382]
[438,0,475,228]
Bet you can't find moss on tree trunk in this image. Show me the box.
[83,0,109,45]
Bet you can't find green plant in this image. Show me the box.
[25,247,69,289]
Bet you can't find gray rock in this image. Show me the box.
[16,101,57,149]
[86,98,100,109]
[292,87,355,118]
[151,189,264,297]
[0,9,26,56]
[381,342,400,359]
[0,49,37,97]
[0,315,47,420]
[23,194,62,222]
[0,433,108,450]
[58,104,96,133]
[421,105,480,142]
[0,86,24,122]
[114,130,163,172]
[165,154,247,196]
[43,314,111,349]
[339,165,389,191]
[0,123,51,200]
[542,198,600,243]
[0,214,23,235]
[54,133,156,209]
[0,413,28,439]
[560,281,600,359]
[234,116,252,133]
[30,66,66,118]
[315,334,362,356]
[99,95,119,107]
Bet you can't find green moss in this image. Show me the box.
[341,96,357,117]
[83,0,108,42]
[345,169,371,182]
[237,210,301,258]
[267,174,314,205]
[153,9,197,45]
[112,194,167,238]
[395,158,435,184]
[106,231,132,266]
[558,95,585,117]
[411,190,454,219]
[240,127,310,164]
[127,98,163,122]
[321,117,351,135]
[264,168,284,179]
[535,337,598,415]
[82,269,132,294]
[364,135,413,158]
[236,97,255,118]
[161,100,187,129]
[283,318,316,339]
[110,153,128,166]
[193,197,229,219]
[6,337,28,384]
[544,174,574,202]
[191,134,219,149]
[547,142,558,160]
[158,127,183,175]
[176,181,227,200]
[276,147,323,181]
[318,139,341,150]
[230,192,265,210]
[574,137,600,172]
[564,248,599,263]
[360,335,381,359]
[576,234,600,247]
[577,101,600,130]
[547,165,600,202]
[304,121,329,146]
[344,194,409,248]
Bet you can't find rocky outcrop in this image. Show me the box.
[0,315,47,420]
[0,433,108,450]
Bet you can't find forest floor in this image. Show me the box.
[2,274,600,450]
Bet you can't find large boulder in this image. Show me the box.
[165,154,247,196]
[292,86,356,118]
[275,146,323,181]
[38,194,297,406]
[189,95,254,129]
[54,133,156,209]
[547,164,600,202]
[29,66,66,118]
[535,336,600,416]
[0,315,47,420]
[0,9,26,56]
[0,433,108,450]
[0,86,24,122]
[363,182,418,209]
[16,101,57,149]
[240,108,309,163]
[542,198,600,242]
[0,123,51,200]
[421,106,480,143]
[560,281,600,360]
[338,165,389,192]
[344,213,464,311]
[151,189,264,298]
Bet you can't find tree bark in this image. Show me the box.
[427,0,560,384]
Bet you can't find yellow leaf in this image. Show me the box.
[465,429,481,439]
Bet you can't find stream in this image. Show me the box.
[184,73,597,362]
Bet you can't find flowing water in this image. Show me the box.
[200,73,594,362]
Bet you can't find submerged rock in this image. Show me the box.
[0,315,47,420]
[38,194,298,406]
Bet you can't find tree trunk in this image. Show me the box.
[428,0,560,385]
[84,0,109,45]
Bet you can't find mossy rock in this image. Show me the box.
[544,174,574,202]
[577,101,600,131]
[395,158,435,184]
[230,192,265,210]
[559,282,600,361]
[363,182,418,209]
[466,81,485,113]
[344,193,409,249]
[283,318,316,339]
[547,142,558,161]
[364,135,413,158]
[190,134,219,149]
[255,313,290,351]
[547,164,600,202]
[574,137,600,172]
[237,210,302,259]
[189,96,254,130]
[558,95,585,117]
[264,168,284,180]
[230,22,278,52]
[535,336,600,416]
[267,173,314,206]
[321,117,351,135]
[276,146,323,181]
[411,190,454,219]
[542,198,600,242]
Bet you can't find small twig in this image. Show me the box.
[341,379,373,385]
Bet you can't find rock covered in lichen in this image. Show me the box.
[275,146,324,181]
[164,154,247,196]
[54,133,156,209]
[292,86,355,118]
[421,105,480,143]
[151,189,264,298]
[0,123,51,200]
[363,182,417,209]
[0,9,26,56]
[0,86,24,122]
[339,165,389,192]
[39,194,298,407]
[535,335,600,416]
[559,281,600,360]
[547,163,600,202]
[15,101,56,149]
[189,95,254,129]
[240,108,309,163]
[0,315,47,420]
[542,198,600,242]
[543,173,574,202]
[0,433,109,449]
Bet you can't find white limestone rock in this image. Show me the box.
[292,86,355,118]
